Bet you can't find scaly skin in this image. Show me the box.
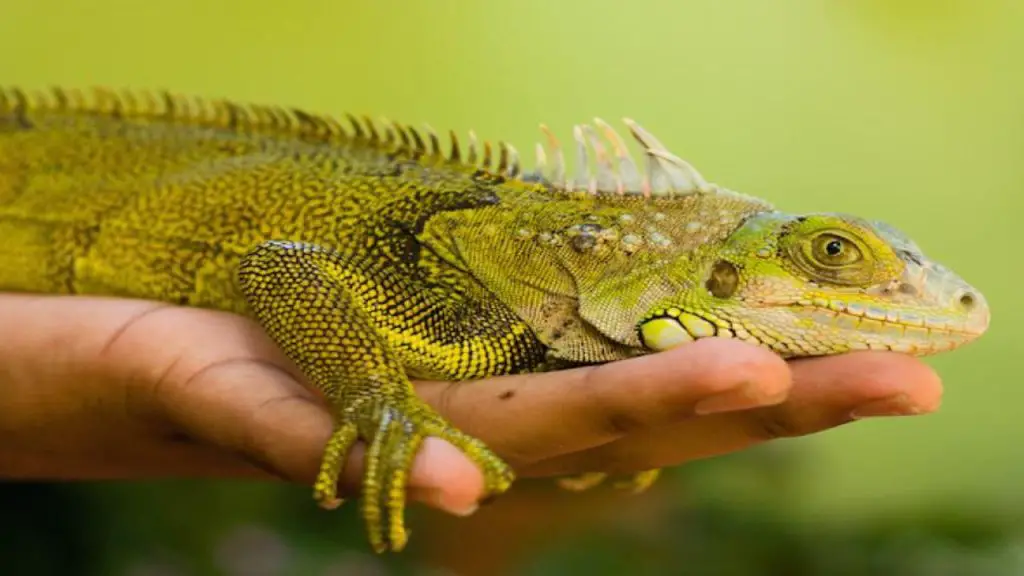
[0,87,990,553]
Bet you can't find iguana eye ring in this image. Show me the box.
[811,233,862,267]
[781,225,877,286]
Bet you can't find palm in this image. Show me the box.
[0,294,941,516]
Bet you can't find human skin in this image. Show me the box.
[0,293,942,516]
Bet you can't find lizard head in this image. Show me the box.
[635,211,990,357]
[447,116,988,361]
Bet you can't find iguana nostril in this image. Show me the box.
[958,292,976,310]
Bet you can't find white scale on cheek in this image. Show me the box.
[679,313,716,338]
[640,318,694,351]
[641,312,730,351]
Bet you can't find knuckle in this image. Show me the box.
[98,303,176,359]
[581,366,644,438]
[748,409,807,441]
[601,410,644,437]
[434,381,462,419]
[246,393,321,483]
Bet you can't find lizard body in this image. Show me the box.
[0,87,990,552]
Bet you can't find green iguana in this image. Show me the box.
[0,87,990,553]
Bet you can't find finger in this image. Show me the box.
[413,338,793,467]
[0,294,486,517]
[154,355,485,517]
[769,351,943,428]
[525,351,941,476]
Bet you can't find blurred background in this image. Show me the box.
[1,0,1022,574]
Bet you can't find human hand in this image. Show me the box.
[0,293,941,517]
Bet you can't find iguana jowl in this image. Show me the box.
[0,87,990,553]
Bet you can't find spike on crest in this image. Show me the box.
[268,104,289,127]
[345,113,365,139]
[534,142,547,173]
[407,125,426,154]
[539,124,566,188]
[448,129,461,162]
[0,85,763,207]
[378,117,396,145]
[138,90,158,116]
[506,143,520,178]
[482,140,493,169]
[467,131,478,164]
[571,125,591,193]
[49,86,69,109]
[396,123,411,149]
[623,118,710,194]
[424,124,441,157]
[362,115,378,141]
[594,118,641,195]
[497,142,509,174]
[582,124,618,194]
[503,117,732,200]
[10,88,27,113]
[120,90,141,117]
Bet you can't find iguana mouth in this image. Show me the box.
[638,301,987,356]
[799,307,987,337]
[790,294,989,335]
[785,303,989,355]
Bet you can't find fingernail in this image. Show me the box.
[421,489,479,517]
[450,503,479,517]
[693,383,782,415]
[850,393,921,419]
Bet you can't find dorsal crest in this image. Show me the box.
[0,85,770,208]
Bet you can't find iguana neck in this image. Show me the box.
[420,187,773,363]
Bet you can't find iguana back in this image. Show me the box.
[0,88,502,310]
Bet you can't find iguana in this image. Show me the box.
[0,87,990,553]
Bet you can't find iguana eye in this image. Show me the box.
[775,215,906,287]
[781,225,880,286]
[812,233,861,267]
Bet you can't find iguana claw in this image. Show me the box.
[313,403,514,554]
[557,469,661,495]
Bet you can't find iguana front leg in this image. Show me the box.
[237,240,514,553]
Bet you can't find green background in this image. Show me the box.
[1,1,1021,574]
